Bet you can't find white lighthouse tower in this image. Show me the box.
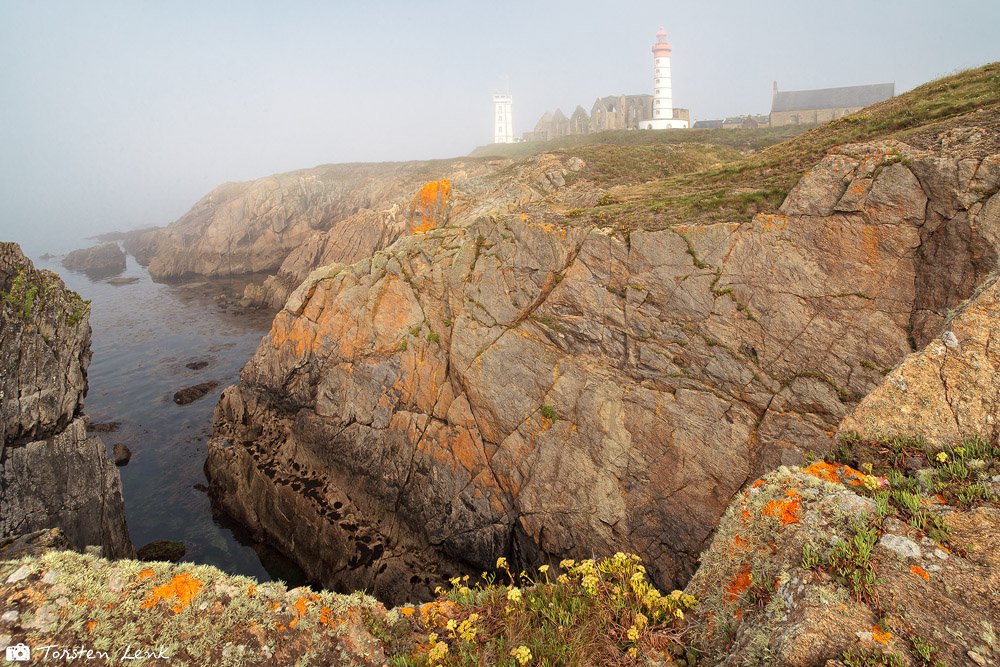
[646,27,688,129]
[493,93,514,143]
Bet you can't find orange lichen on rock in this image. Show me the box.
[801,461,867,486]
[871,625,892,644]
[752,479,767,488]
[410,180,451,234]
[139,572,203,613]
[137,569,154,581]
[268,311,318,357]
[294,596,313,616]
[319,605,338,626]
[763,489,802,525]
[87,621,97,633]
[910,565,930,581]
[800,461,843,482]
[419,599,457,622]
[725,564,752,602]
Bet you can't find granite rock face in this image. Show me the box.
[0,242,132,558]
[1,242,91,445]
[1,419,132,558]
[206,137,1000,604]
[61,243,126,276]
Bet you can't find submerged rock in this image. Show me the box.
[86,421,121,433]
[135,540,185,562]
[108,276,139,286]
[173,381,218,405]
[112,443,131,466]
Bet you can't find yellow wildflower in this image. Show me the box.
[936,452,949,463]
[627,624,640,641]
[510,645,532,665]
[507,587,522,603]
[458,614,479,642]
[428,641,449,664]
[559,559,575,569]
[538,564,549,574]
[497,557,508,570]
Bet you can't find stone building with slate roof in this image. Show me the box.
[770,81,895,126]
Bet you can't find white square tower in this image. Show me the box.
[493,94,514,144]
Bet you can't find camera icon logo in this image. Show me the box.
[5,643,31,661]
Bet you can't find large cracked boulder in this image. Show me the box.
[207,139,1000,605]
[684,463,1000,666]
[0,242,132,558]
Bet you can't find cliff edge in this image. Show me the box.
[0,242,132,559]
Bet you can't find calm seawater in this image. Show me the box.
[33,252,306,585]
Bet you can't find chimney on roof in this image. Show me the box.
[773,81,778,95]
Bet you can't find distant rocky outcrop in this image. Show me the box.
[205,132,1000,605]
[132,160,505,285]
[62,243,126,277]
[0,242,132,558]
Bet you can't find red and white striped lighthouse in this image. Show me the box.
[647,27,688,129]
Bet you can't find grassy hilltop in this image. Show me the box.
[473,63,1000,229]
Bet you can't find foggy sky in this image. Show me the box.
[1,0,997,255]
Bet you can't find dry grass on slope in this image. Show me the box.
[562,62,1000,231]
